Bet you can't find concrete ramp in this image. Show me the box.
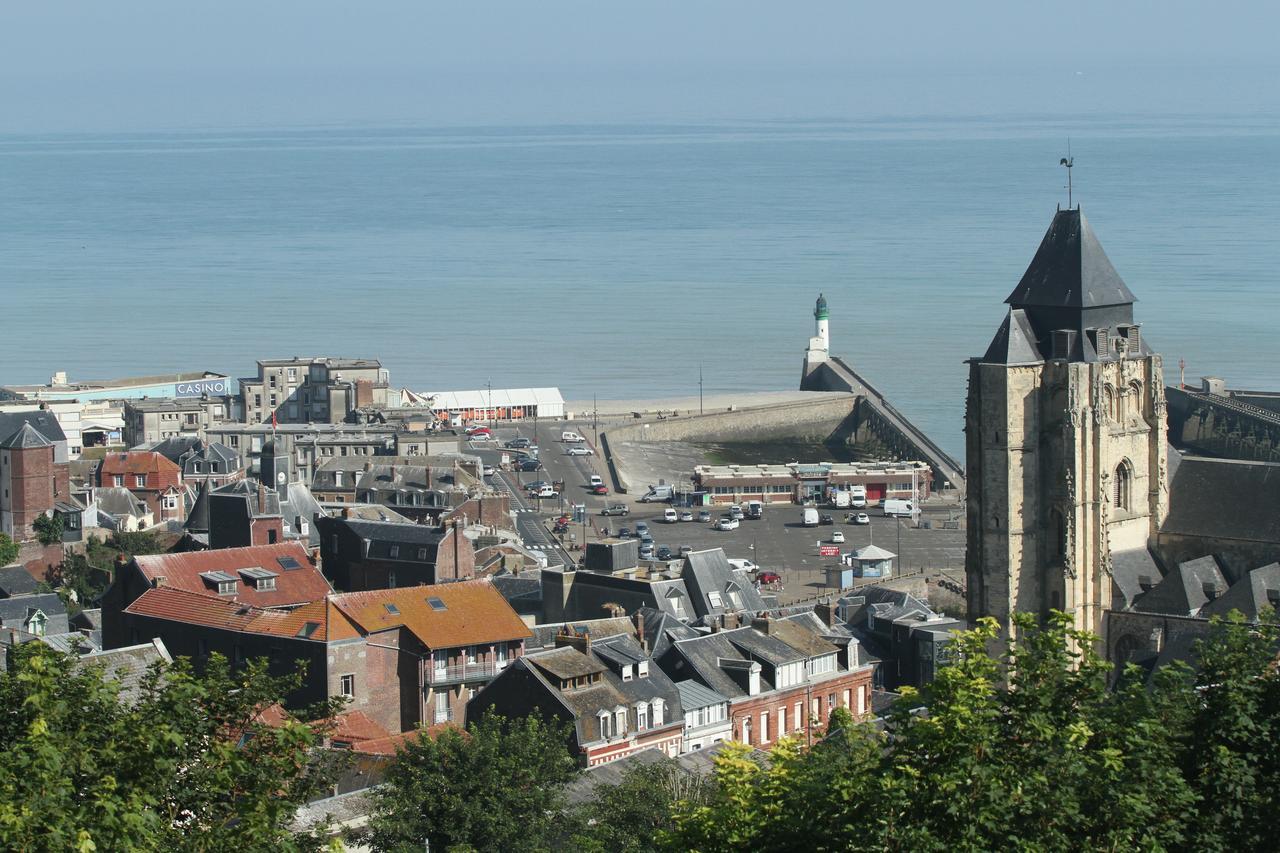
[803,357,965,493]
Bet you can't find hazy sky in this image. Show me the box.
[3,1,1277,131]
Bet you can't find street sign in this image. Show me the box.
[819,545,841,557]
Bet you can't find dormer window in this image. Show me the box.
[707,591,723,608]
[1096,328,1109,358]
[597,710,611,739]
[621,664,634,682]
[650,697,664,726]
[637,702,649,730]
[239,568,278,591]
[218,581,237,595]
[638,660,649,678]
[1201,581,1220,602]
[1052,330,1073,359]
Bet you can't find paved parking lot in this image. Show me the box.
[464,420,966,601]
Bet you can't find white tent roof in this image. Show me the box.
[418,387,565,410]
[851,544,897,561]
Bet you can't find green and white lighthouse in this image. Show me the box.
[802,292,831,382]
[814,292,830,351]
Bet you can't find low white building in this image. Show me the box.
[676,680,733,752]
[413,387,565,422]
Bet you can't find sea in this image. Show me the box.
[3,115,1278,459]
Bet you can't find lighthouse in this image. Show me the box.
[801,292,831,382]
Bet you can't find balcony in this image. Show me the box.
[432,707,454,725]
[427,662,504,685]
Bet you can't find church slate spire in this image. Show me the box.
[1006,208,1136,310]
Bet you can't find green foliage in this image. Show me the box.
[568,755,717,852]
[33,513,64,546]
[57,553,112,608]
[364,711,579,852]
[666,612,1280,852]
[0,643,341,851]
[105,530,165,559]
[0,533,18,566]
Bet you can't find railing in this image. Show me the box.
[432,708,455,725]
[426,662,503,684]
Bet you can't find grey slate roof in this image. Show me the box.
[0,593,69,636]
[680,549,768,622]
[95,486,149,519]
[39,631,98,655]
[0,411,66,446]
[1111,548,1163,609]
[1005,208,1136,310]
[0,565,41,598]
[186,480,211,533]
[337,517,447,561]
[281,482,323,546]
[528,616,637,651]
[1134,555,1226,617]
[675,679,729,711]
[147,435,203,464]
[561,743,743,806]
[1163,456,1280,546]
[78,638,172,704]
[1202,563,1280,621]
[0,422,52,449]
[981,308,1045,365]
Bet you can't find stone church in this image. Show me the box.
[964,207,1169,646]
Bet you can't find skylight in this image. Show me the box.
[385,603,400,615]
[276,556,302,571]
[296,621,320,638]
[427,596,447,611]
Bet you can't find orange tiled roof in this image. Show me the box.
[326,710,391,744]
[99,451,181,477]
[354,724,460,755]
[330,579,532,650]
[133,543,332,607]
[125,586,333,641]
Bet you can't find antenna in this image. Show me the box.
[1059,140,1074,208]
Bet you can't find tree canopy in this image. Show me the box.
[666,611,1280,852]
[0,643,342,851]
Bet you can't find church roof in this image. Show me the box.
[0,422,52,450]
[981,308,1045,365]
[1005,208,1137,310]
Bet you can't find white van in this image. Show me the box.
[530,485,557,499]
[850,485,867,508]
[561,431,585,443]
[883,499,915,517]
[663,508,679,523]
[640,485,674,503]
[802,507,820,527]
[832,490,851,508]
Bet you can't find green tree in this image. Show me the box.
[364,712,578,852]
[33,513,64,546]
[56,552,112,610]
[569,755,717,852]
[0,533,18,566]
[106,529,164,558]
[0,643,342,851]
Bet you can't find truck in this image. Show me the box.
[883,499,915,518]
[850,485,867,508]
[640,484,674,503]
[745,499,763,519]
[802,507,820,527]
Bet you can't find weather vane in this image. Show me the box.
[1059,140,1074,208]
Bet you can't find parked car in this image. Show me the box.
[519,459,542,472]
[663,508,679,523]
[656,546,674,561]
[590,484,609,495]
[600,504,630,517]
[529,485,556,498]
[482,464,496,477]
[728,559,758,572]
[589,475,604,488]
[852,512,870,525]
[526,480,550,491]
[728,505,744,520]
[757,571,782,585]
[831,530,845,543]
[505,437,532,448]
[618,527,632,538]
[639,533,655,547]
[716,516,740,531]
[465,425,491,436]
[639,543,656,559]
[679,511,694,522]
[634,521,650,537]
[678,545,694,556]
[820,514,834,525]
[566,446,594,456]
[698,510,712,523]
[469,431,493,442]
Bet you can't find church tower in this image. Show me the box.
[965,208,1168,643]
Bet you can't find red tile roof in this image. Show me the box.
[132,543,331,607]
[354,724,460,755]
[99,451,181,478]
[330,580,532,650]
[125,586,334,641]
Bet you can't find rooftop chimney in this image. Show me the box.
[815,600,837,628]
[555,627,592,656]
[257,483,267,514]
[633,610,647,653]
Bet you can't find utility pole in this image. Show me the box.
[698,364,704,415]
[593,393,599,447]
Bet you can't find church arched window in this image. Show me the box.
[1051,508,1068,561]
[1104,385,1119,422]
[1128,381,1143,418]
[1113,460,1133,511]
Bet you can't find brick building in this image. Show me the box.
[328,581,532,734]
[654,612,874,750]
[97,451,185,525]
[0,413,71,541]
[316,516,475,592]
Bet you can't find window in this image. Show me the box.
[707,591,723,608]
[1104,385,1119,422]
[809,654,836,676]
[760,712,769,743]
[650,698,664,726]
[287,367,297,381]
[466,646,478,665]
[267,529,278,544]
[1113,461,1132,511]
[417,547,428,560]
[256,576,276,591]
[163,495,178,510]
[637,660,649,678]
[388,570,397,588]
[389,545,400,559]
[795,701,804,729]
[434,690,450,724]
[113,474,123,487]
[26,611,47,637]
[615,709,627,737]
[598,711,611,739]
[496,643,508,668]
[217,580,236,595]
[428,596,447,611]
[1096,328,1109,357]
[135,475,146,488]
[340,675,355,698]
[778,705,787,735]
[637,703,648,730]
[622,665,633,682]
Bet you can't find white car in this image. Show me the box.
[716,517,740,531]
[853,513,870,525]
[663,508,679,523]
[566,446,594,456]
[482,465,496,477]
[831,530,845,543]
[469,432,493,442]
[589,475,604,488]
[529,485,556,498]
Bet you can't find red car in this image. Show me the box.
[590,484,609,495]
[756,571,782,585]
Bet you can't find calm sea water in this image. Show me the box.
[3,116,1278,458]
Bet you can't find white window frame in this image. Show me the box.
[339,674,355,698]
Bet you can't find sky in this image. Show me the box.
[2,1,1278,132]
